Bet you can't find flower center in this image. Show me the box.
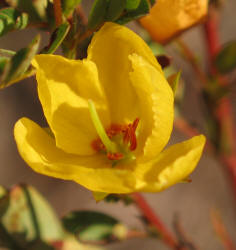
[88,100,139,165]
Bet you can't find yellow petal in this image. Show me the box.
[129,54,174,160]
[14,118,139,193]
[87,22,162,124]
[140,0,208,43]
[136,135,206,192]
[32,55,110,156]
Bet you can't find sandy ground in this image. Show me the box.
[0,1,236,249]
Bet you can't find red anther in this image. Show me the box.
[129,118,139,150]
[132,118,140,131]
[123,125,131,144]
[130,132,137,151]
[107,152,124,160]
[91,118,139,160]
[123,118,139,150]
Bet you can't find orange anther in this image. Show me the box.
[91,118,139,160]
[107,152,124,160]
[91,138,105,152]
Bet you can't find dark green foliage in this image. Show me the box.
[88,0,108,29]
[0,35,40,88]
[214,41,236,74]
[63,210,121,241]
[42,22,70,54]
[62,0,81,16]
[88,0,152,28]
[0,7,28,36]
[117,0,151,24]
[106,0,126,21]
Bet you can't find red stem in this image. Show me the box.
[211,210,236,250]
[203,7,236,197]
[203,9,220,61]
[132,193,178,249]
[53,0,63,27]
[174,117,214,153]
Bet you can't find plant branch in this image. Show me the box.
[211,210,236,250]
[173,214,199,250]
[76,5,88,25]
[176,39,208,87]
[53,0,63,27]
[203,6,236,197]
[132,193,178,249]
[174,116,214,153]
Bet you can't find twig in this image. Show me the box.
[203,6,236,198]
[203,8,220,65]
[76,5,88,25]
[53,0,63,27]
[176,39,208,87]
[174,117,214,154]
[211,210,236,250]
[132,193,178,249]
[173,214,199,250]
[126,230,147,239]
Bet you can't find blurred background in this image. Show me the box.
[0,0,236,249]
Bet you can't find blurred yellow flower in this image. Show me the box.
[14,22,205,195]
[140,0,208,43]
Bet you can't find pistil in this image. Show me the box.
[88,99,139,165]
[88,100,117,153]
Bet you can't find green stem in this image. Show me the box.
[88,100,117,153]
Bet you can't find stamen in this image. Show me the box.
[129,118,139,150]
[88,100,117,153]
[107,152,124,161]
[123,118,139,151]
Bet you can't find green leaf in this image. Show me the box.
[15,12,28,29]
[104,194,134,205]
[167,71,181,94]
[6,0,48,22]
[0,186,7,199]
[1,184,65,247]
[0,57,8,75]
[117,0,150,24]
[125,0,141,10]
[62,211,126,242]
[0,48,16,57]
[88,0,108,29]
[149,0,155,6]
[0,184,106,250]
[62,0,82,16]
[106,0,126,21]
[42,22,70,54]
[0,34,40,88]
[204,77,229,102]
[214,41,236,74]
[0,7,29,36]
[0,187,9,219]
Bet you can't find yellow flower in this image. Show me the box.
[140,0,208,43]
[14,22,205,195]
